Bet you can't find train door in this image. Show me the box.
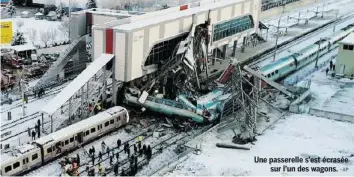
[97,124,103,135]
[22,157,29,171]
[77,132,84,143]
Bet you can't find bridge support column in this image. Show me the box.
[212,48,216,65]
[232,40,238,57]
[223,44,228,60]
[241,36,246,53]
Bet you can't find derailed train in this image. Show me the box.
[0,106,129,176]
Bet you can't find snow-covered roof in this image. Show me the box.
[341,33,354,45]
[114,0,243,31]
[36,106,127,145]
[1,43,36,52]
[47,11,56,16]
[35,12,43,16]
[21,11,29,14]
[42,53,114,115]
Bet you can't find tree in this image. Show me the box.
[40,31,50,48]
[48,28,57,45]
[5,0,17,17]
[16,20,24,28]
[161,3,169,10]
[59,19,69,40]
[86,0,97,9]
[56,3,64,19]
[11,30,26,46]
[27,28,37,45]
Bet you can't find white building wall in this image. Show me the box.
[336,43,354,76]
[220,6,232,21]
[183,17,193,32]
[93,29,104,59]
[164,21,180,39]
[130,30,145,80]
[115,32,126,81]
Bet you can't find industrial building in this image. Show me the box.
[336,33,354,77]
[92,0,261,82]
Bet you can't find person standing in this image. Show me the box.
[98,151,102,161]
[117,139,121,149]
[31,130,36,140]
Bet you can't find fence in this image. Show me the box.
[261,0,300,11]
[309,107,354,123]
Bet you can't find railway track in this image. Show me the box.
[23,123,154,176]
[244,12,354,67]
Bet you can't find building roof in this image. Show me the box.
[42,53,114,115]
[341,33,354,45]
[114,0,243,31]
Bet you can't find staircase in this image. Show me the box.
[32,35,87,91]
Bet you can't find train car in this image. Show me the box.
[259,23,354,81]
[125,93,218,123]
[0,106,129,176]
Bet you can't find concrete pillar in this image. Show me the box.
[241,36,246,53]
[223,44,228,60]
[212,49,216,65]
[68,97,72,121]
[232,40,238,57]
[112,57,117,106]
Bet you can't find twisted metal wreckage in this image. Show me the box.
[123,18,260,140]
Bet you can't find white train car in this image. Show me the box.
[0,106,129,176]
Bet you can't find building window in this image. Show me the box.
[348,45,354,51]
[344,44,349,50]
[145,33,189,66]
[213,15,254,42]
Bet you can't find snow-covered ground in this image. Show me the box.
[165,114,354,176]
[0,17,69,48]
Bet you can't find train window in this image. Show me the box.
[146,97,153,101]
[86,130,90,136]
[65,140,69,145]
[165,100,174,106]
[91,128,96,133]
[343,45,349,50]
[32,153,38,160]
[267,74,271,78]
[175,103,183,109]
[105,121,109,127]
[13,162,20,169]
[61,141,64,146]
[47,147,52,153]
[75,136,78,140]
[275,70,278,74]
[271,72,274,76]
[5,166,11,173]
[117,116,121,122]
[155,99,163,104]
[70,137,74,142]
[110,119,114,124]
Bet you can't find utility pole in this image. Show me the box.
[20,79,26,116]
[333,9,339,32]
[315,38,321,68]
[273,1,286,62]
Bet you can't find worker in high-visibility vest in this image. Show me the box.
[138,136,143,142]
[98,163,105,175]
